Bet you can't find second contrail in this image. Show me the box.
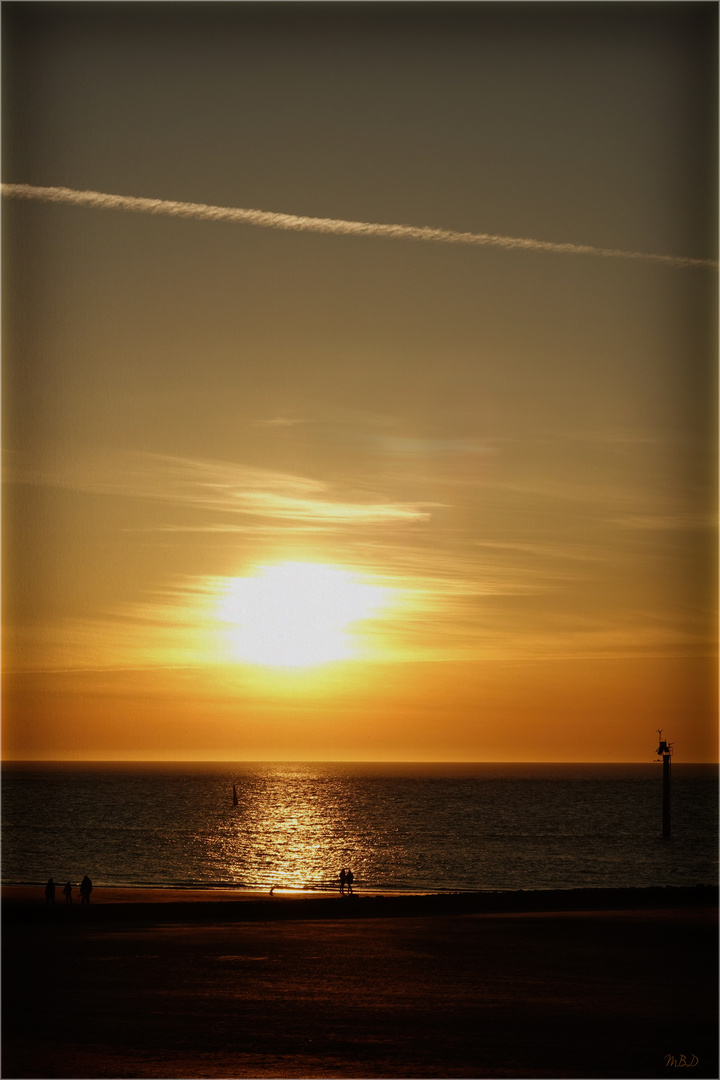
[1,183,716,269]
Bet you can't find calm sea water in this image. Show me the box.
[2,763,716,893]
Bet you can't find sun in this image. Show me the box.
[216,562,392,668]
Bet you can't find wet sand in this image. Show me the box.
[3,887,717,1079]
[3,882,716,918]
[2,885,324,905]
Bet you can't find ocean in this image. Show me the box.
[2,762,716,894]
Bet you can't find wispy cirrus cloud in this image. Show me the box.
[2,183,716,269]
[611,512,718,531]
[7,450,431,525]
[251,416,307,428]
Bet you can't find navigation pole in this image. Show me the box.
[656,731,673,839]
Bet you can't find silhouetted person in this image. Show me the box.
[339,868,346,895]
[45,878,55,904]
[80,875,93,905]
[346,869,354,895]
[63,881,73,904]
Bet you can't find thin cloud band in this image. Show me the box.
[2,182,716,269]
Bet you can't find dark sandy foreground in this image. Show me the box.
[2,888,717,1079]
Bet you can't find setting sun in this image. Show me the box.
[215,562,393,668]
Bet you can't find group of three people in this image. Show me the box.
[45,875,93,904]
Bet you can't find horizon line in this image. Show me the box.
[2,758,715,765]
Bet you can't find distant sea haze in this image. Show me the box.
[3,763,716,893]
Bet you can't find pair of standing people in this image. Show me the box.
[339,868,354,895]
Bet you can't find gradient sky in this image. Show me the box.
[2,2,717,762]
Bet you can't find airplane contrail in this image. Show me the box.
[2,182,716,269]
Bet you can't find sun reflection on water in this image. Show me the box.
[3,764,717,892]
[212,768,367,891]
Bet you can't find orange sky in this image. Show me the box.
[2,4,717,761]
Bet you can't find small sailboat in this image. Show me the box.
[232,783,238,806]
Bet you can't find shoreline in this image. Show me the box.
[4,882,716,924]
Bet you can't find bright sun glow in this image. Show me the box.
[216,562,392,668]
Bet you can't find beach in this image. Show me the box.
[2,887,717,1079]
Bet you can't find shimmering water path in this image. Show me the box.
[3,762,716,892]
